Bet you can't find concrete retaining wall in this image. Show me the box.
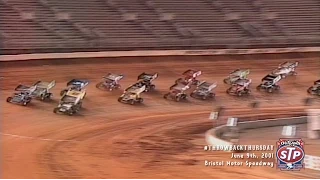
[205,116,307,147]
[1,47,319,61]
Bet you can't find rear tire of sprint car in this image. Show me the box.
[193,80,200,86]
[130,100,135,105]
[181,94,187,99]
[256,85,262,91]
[175,78,183,84]
[60,90,67,96]
[291,71,298,76]
[223,78,230,84]
[96,82,105,90]
[117,97,123,102]
[138,98,143,103]
[6,97,12,103]
[40,94,46,101]
[226,88,232,94]
[53,108,59,114]
[307,87,315,95]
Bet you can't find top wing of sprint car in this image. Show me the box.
[66,79,89,88]
[33,80,56,90]
[137,72,158,81]
[103,73,124,82]
[182,69,202,78]
[197,81,217,91]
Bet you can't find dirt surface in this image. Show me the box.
[1,53,320,178]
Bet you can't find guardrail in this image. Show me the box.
[0,47,319,61]
[205,116,320,171]
[205,116,307,148]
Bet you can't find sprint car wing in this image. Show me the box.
[171,83,190,91]
[278,61,299,68]
[67,79,89,88]
[15,84,37,93]
[33,80,56,90]
[198,81,217,91]
[262,74,281,81]
[234,79,251,86]
[125,85,146,94]
[66,90,85,97]
[64,90,86,101]
[230,69,250,77]
[230,69,240,74]
[137,72,158,81]
[15,84,31,91]
[61,94,77,103]
[104,73,124,82]
[182,69,201,78]
[125,82,143,92]
[262,74,282,85]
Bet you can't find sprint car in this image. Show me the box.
[137,72,158,92]
[14,80,55,101]
[118,85,146,105]
[226,79,252,96]
[96,73,124,91]
[272,61,299,78]
[175,69,201,85]
[224,69,250,85]
[190,81,217,100]
[307,79,320,96]
[6,86,36,106]
[256,74,282,93]
[54,90,86,115]
[164,83,190,101]
[60,79,89,96]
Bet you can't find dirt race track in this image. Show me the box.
[1,52,320,178]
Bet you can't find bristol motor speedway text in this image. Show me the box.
[204,160,274,168]
[204,145,275,151]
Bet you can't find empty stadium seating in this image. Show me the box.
[0,0,319,54]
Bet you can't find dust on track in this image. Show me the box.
[1,53,319,178]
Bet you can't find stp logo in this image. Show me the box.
[276,138,305,171]
[277,146,304,163]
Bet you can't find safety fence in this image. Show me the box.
[0,46,319,61]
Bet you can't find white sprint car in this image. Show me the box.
[272,61,299,78]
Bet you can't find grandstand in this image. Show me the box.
[0,0,319,54]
